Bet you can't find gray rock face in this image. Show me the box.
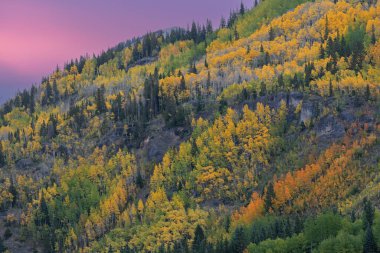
[15,158,34,170]
[300,98,319,124]
[145,131,180,162]
[315,115,345,139]
[289,92,303,108]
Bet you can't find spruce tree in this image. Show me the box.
[329,79,333,97]
[324,15,329,41]
[365,84,370,101]
[371,24,376,44]
[230,226,247,253]
[364,226,377,253]
[240,2,245,15]
[0,237,6,253]
[0,142,5,167]
[269,26,275,41]
[192,225,206,253]
[265,182,275,212]
[363,198,375,228]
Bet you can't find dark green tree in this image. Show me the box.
[329,79,333,97]
[0,142,5,167]
[192,225,206,253]
[324,15,329,41]
[269,26,275,41]
[260,81,267,96]
[264,182,275,212]
[363,198,375,229]
[0,237,6,253]
[230,226,247,253]
[371,24,376,44]
[95,85,107,114]
[364,226,377,253]
[240,2,245,15]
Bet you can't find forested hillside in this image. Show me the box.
[0,0,379,252]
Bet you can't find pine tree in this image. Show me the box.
[0,142,5,167]
[260,81,267,96]
[95,85,107,114]
[0,237,6,253]
[220,16,226,28]
[319,44,325,59]
[191,22,198,42]
[278,73,285,89]
[230,226,247,253]
[53,80,60,102]
[365,84,370,101]
[364,226,377,253]
[240,2,245,15]
[192,225,206,253]
[326,37,334,57]
[269,26,275,41]
[371,24,376,44]
[40,192,50,226]
[329,79,333,97]
[363,198,375,228]
[324,15,329,41]
[264,182,275,212]
[179,74,186,93]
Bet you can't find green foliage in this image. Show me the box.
[304,212,342,246]
[374,214,380,249]
[0,0,379,252]
[236,0,309,38]
[317,231,362,253]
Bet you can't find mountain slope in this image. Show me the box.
[0,0,379,252]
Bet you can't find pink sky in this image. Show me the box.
[0,0,251,102]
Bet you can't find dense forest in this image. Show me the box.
[0,0,379,252]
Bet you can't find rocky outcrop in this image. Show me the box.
[314,115,345,140]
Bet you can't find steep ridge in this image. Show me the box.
[0,0,379,252]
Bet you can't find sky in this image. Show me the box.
[0,0,251,104]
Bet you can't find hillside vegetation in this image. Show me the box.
[0,0,379,252]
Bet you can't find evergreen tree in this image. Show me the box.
[0,142,5,167]
[347,24,365,72]
[265,182,275,212]
[364,226,377,253]
[177,74,185,94]
[40,192,50,226]
[278,73,285,89]
[326,37,334,57]
[365,84,371,101]
[220,16,226,28]
[53,80,60,102]
[260,81,267,96]
[95,85,107,114]
[324,15,329,41]
[371,24,376,44]
[9,181,18,207]
[29,88,35,115]
[192,225,206,253]
[329,79,333,97]
[363,198,375,228]
[191,22,198,42]
[0,237,6,253]
[269,26,275,41]
[240,2,245,15]
[206,19,213,34]
[42,81,53,106]
[230,226,247,253]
